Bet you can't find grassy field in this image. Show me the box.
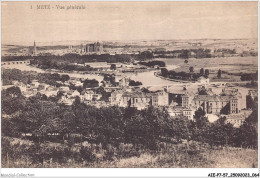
[92,148,257,168]
[1,136,257,168]
[156,56,258,74]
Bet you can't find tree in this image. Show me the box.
[61,75,70,82]
[96,86,111,102]
[179,50,190,59]
[129,80,142,86]
[205,69,209,78]
[161,68,168,77]
[73,96,81,106]
[200,68,204,76]
[2,95,25,115]
[246,95,256,109]
[217,69,222,78]
[110,64,116,70]
[194,108,206,119]
[220,103,230,115]
[236,113,258,148]
[125,107,171,149]
[189,66,194,73]
[103,74,116,86]
[138,51,153,60]
[6,86,21,97]
[83,79,99,88]
[141,87,150,93]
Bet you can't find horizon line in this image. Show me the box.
[2,38,258,46]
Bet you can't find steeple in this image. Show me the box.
[33,41,37,56]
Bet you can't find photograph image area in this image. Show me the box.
[1,1,258,168]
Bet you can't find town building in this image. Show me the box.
[58,90,80,105]
[110,89,125,105]
[119,77,130,87]
[152,88,169,106]
[33,41,37,56]
[193,88,242,115]
[81,89,102,102]
[168,106,195,120]
[81,42,103,53]
[224,110,252,128]
[120,91,153,110]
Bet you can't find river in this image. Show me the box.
[2,64,104,82]
[2,63,181,87]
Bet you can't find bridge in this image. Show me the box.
[2,60,30,66]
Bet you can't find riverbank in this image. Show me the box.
[154,72,196,84]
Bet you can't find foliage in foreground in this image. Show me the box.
[1,136,257,168]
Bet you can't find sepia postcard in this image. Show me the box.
[1,1,259,177]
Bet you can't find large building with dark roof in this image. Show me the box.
[81,42,103,53]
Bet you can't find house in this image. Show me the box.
[225,117,245,128]
[67,90,80,98]
[16,83,27,93]
[37,83,50,91]
[151,88,169,106]
[58,95,74,105]
[119,77,130,87]
[181,92,194,108]
[23,90,35,98]
[168,106,183,117]
[70,80,83,87]
[59,86,70,92]
[168,106,195,120]
[110,89,125,105]
[81,90,95,101]
[64,81,70,86]
[11,80,20,86]
[31,80,40,88]
[223,110,252,128]
[120,91,152,110]
[157,88,169,106]
[183,108,195,120]
[92,93,102,101]
[44,86,59,97]
[58,90,80,105]
[81,89,102,101]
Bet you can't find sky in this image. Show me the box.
[1,1,258,45]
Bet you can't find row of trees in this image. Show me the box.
[154,48,212,59]
[29,52,154,71]
[189,67,210,78]
[161,67,226,81]
[161,67,210,81]
[2,69,70,87]
[240,71,258,81]
[138,60,166,68]
[153,48,257,59]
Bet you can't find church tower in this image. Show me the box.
[33,41,37,56]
